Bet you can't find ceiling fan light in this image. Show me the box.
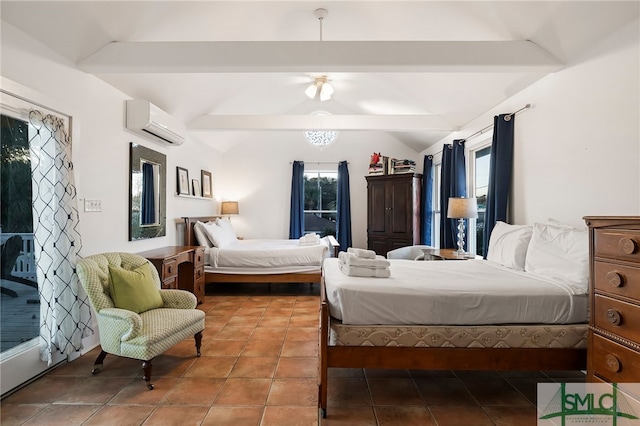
[305,84,318,99]
[319,82,333,101]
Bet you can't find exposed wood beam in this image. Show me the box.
[78,41,562,73]
[188,114,455,131]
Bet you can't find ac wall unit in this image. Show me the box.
[125,99,186,146]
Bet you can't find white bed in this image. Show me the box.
[183,216,339,283]
[318,220,591,418]
[323,257,588,325]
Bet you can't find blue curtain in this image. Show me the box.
[336,161,352,251]
[483,114,515,257]
[289,161,305,239]
[141,162,155,225]
[439,140,467,249]
[420,155,434,245]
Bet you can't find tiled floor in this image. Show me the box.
[0,283,586,425]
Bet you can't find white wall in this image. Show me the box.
[216,131,419,249]
[1,22,224,256]
[423,18,640,228]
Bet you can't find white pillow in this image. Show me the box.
[524,222,589,291]
[201,221,236,248]
[216,218,238,243]
[486,221,533,271]
[194,221,214,248]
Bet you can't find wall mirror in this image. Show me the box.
[129,143,167,240]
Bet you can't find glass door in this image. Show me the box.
[0,90,68,396]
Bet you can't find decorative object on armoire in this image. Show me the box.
[366,173,422,256]
[447,197,478,254]
[389,158,417,174]
[584,216,640,384]
[368,153,388,175]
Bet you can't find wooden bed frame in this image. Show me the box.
[317,278,587,418]
[182,216,339,284]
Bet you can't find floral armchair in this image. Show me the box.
[77,252,205,389]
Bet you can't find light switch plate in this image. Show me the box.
[84,199,102,212]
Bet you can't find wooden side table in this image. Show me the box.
[138,246,206,304]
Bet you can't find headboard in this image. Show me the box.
[182,216,224,246]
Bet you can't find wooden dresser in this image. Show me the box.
[584,216,640,383]
[137,246,206,304]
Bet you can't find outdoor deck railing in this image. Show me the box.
[1,233,37,281]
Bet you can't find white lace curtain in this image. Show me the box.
[28,110,92,365]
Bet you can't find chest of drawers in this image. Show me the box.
[137,246,206,304]
[584,216,640,383]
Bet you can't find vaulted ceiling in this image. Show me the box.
[2,1,638,152]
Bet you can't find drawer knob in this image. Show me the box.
[606,271,624,287]
[606,308,622,325]
[605,354,621,373]
[618,237,638,255]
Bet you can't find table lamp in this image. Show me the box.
[220,201,239,219]
[447,197,478,254]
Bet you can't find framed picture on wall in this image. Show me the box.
[201,170,213,198]
[177,166,190,195]
[192,179,201,197]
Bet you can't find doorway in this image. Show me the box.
[0,89,70,397]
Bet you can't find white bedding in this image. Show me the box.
[322,258,588,325]
[205,238,329,270]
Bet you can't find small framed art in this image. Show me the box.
[192,179,201,197]
[201,170,213,198]
[177,167,190,195]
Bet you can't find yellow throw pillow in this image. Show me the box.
[108,263,163,313]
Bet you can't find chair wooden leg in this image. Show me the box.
[91,350,108,374]
[142,360,154,390]
[194,331,203,357]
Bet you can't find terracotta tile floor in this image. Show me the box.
[0,283,586,425]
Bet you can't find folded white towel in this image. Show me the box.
[339,251,390,268]
[339,262,391,278]
[347,247,377,259]
[299,233,320,246]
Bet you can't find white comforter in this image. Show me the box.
[322,258,588,325]
[207,238,329,269]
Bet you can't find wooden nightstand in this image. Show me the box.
[138,246,206,304]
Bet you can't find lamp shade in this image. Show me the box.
[447,197,478,219]
[220,201,239,215]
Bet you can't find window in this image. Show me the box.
[303,170,337,237]
[471,145,491,256]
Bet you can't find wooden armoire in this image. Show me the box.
[366,173,422,256]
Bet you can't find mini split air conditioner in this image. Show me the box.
[125,100,186,146]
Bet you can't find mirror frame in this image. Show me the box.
[129,142,167,240]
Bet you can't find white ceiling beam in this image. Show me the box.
[78,41,562,73]
[188,115,455,131]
